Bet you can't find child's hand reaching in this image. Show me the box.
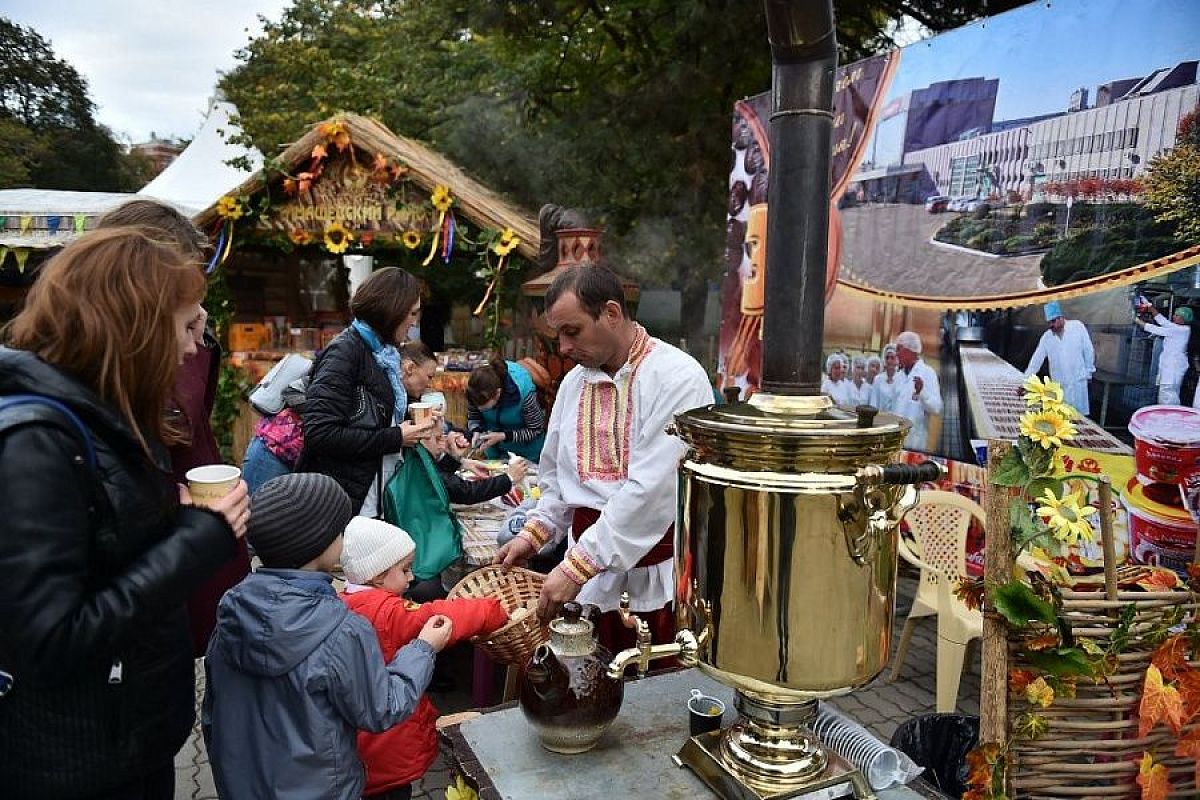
[418,615,454,652]
[506,458,529,483]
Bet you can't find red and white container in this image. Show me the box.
[1128,405,1200,489]
[1124,477,1197,577]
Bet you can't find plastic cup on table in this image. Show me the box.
[687,688,726,736]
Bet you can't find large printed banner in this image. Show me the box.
[720,0,1200,464]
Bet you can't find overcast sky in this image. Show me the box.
[3,0,292,143]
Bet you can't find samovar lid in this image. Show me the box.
[674,394,911,472]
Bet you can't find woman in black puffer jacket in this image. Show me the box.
[0,228,249,799]
[298,267,440,514]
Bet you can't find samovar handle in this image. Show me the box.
[857,461,944,486]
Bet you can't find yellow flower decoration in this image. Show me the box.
[1023,375,1063,407]
[1023,375,1076,419]
[323,222,354,254]
[1037,487,1097,544]
[401,230,422,250]
[492,227,520,257]
[216,196,244,220]
[289,229,312,246]
[1020,409,1077,449]
[431,184,453,213]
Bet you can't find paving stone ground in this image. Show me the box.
[176,568,977,799]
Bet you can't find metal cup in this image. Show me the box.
[687,689,726,737]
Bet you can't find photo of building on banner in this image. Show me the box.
[719,0,1200,473]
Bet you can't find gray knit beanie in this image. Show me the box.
[247,473,353,569]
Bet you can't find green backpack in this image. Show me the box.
[381,447,463,581]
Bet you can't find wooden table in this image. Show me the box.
[441,668,945,800]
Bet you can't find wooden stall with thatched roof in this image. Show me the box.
[194,114,541,457]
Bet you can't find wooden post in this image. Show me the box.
[1098,477,1118,603]
[982,439,1014,751]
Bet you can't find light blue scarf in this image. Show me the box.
[351,319,407,424]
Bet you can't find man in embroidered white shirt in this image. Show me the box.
[495,264,714,652]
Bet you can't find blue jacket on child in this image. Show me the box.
[202,568,435,800]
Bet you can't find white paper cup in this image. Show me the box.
[186,465,241,507]
[409,402,434,422]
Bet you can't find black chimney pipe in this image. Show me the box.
[759,0,838,396]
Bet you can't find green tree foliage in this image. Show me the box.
[220,0,1026,348]
[1143,108,1200,245]
[0,17,146,191]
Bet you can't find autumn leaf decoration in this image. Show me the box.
[1137,752,1170,800]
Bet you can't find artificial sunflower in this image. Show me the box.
[216,196,245,220]
[1020,409,1077,449]
[493,227,520,257]
[289,229,313,246]
[431,184,453,213]
[323,222,354,254]
[1023,375,1063,408]
[401,230,422,250]
[1036,487,1097,544]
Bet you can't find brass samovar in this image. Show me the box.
[609,2,941,797]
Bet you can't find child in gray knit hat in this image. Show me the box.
[202,473,454,800]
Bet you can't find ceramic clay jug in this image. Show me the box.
[519,602,624,753]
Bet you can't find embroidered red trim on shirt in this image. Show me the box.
[575,326,655,482]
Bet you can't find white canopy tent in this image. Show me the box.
[139,98,263,215]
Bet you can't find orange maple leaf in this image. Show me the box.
[1009,669,1037,694]
[372,152,388,171]
[1137,752,1171,800]
[1025,633,1060,652]
[282,178,297,196]
[1137,568,1181,592]
[1139,665,1186,738]
[1176,729,1200,790]
[1176,670,1200,723]
[1152,635,1190,681]
[331,129,351,151]
[964,743,1000,787]
[311,143,328,162]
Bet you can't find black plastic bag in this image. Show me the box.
[889,713,980,798]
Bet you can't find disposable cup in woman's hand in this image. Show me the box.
[418,614,454,652]
[181,478,250,539]
[400,417,438,445]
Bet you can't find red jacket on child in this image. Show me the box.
[342,588,507,794]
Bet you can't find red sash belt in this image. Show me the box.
[571,507,674,568]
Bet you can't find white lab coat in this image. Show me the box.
[1025,320,1096,415]
[1142,313,1190,405]
[845,380,873,407]
[821,377,856,408]
[870,372,905,413]
[893,358,944,451]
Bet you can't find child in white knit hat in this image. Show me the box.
[340,517,508,800]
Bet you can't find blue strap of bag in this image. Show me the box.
[0,393,97,469]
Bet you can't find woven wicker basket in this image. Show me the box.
[1006,586,1200,798]
[447,566,549,666]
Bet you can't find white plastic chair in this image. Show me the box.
[889,490,985,713]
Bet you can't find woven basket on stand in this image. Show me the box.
[1006,585,1200,797]
[447,566,549,667]
[982,460,1200,798]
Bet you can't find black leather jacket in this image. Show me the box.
[0,347,236,798]
[298,327,406,509]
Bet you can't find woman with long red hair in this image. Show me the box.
[0,227,249,799]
